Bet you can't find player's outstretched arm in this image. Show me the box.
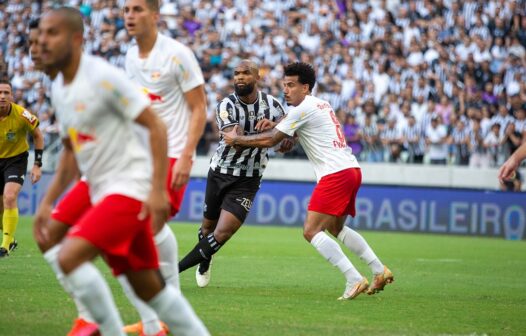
[171,85,207,190]
[499,142,526,183]
[222,125,289,149]
[30,127,45,184]
[135,106,170,230]
[34,139,79,245]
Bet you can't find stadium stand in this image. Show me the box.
[2,0,526,168]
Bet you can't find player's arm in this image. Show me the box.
[135,106,170,228]
[222,126,289,148]
[499,142,526,182]
[30,126,45,184]
[34,138,79,245]
[171,84,207,190]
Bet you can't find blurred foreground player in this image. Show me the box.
[34,7,209,335]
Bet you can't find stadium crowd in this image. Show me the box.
[1,0,526,167]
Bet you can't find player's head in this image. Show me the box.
[123,0,159,37]
[39,7,84,70]
[233,59,260,97]
[282,62,316,106]
[0,79,13,113]
[28,18,44,71]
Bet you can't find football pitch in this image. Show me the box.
[1,217,525,336]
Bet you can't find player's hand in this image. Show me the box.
[33,202,52,246]
[31,165,42,184]
[140,191,170,231]
[221,125,239,146]
[498,156,519,184]
[171,156,192,190]
[277,138,295,153]
[255,119,276,132]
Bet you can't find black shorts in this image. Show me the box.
[204,169,261,223]
[0,152,28,194]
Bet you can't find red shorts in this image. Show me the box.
[166,158,188,217]
[51,180,158,276]
[52,180,91,227]
[308,168,362,217]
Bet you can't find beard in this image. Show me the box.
[234,82,255,96]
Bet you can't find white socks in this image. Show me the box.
[43,245,94,323]
[148,285,210,336]
[154,224,180,289]
[118,275,163,335]
[310,231,362,284]
[337,226,384,275]
[118,225,181,335]
[64,263,125,336]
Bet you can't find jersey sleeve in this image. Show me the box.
[18,107,39,131]
[97,64,150,121]
[275,105,308,137]
[270,97,286,121]
[171,46,205,93]
[215,99,238,130]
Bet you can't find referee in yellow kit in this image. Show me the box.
[0,79,44,257]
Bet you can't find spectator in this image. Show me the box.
[425,116,448,165]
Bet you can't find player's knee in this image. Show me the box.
[303,228,318,242]
[213,229,233,244]
[2,192,18,208]
[57,248,78,274]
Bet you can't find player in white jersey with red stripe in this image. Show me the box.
[122,0,207,334]
[222,62,394,300]
[34,7,209,336]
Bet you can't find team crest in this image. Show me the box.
[219,110,229,121]
[6,131,15,142]
[259,99,268,111]
[151,71,161,81]
[74,102,86,113]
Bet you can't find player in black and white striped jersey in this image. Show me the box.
[178,60,288,287]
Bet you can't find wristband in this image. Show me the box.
[34,149,43,167]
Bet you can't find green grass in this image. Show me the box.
[1,217,526,335]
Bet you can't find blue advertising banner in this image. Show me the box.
[21,174,525,240]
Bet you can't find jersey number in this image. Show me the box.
[329,110,346,144]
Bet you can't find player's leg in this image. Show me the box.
[0,153,28,256]
[121,158,186,335]
[0,182,22,256]
[40,180,98,334]
[179,172,258,279]
[58,237,125,336]
[178,210,241,273]
[304,210,368,300]
[112,196,208,336]
[329,216,393,294]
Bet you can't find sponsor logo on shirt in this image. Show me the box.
[142,88,163,103]
[68,127,96,153]
[21,110,38,126]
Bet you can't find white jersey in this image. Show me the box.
[276,95,360,181]
[125,33,205,159]
[51,54,151,203]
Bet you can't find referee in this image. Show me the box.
[0,79,44,257]
[178,60,289,287]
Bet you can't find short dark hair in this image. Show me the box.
[284,62,316,92]
[29,18,40,30]
[145,0,160,12]
[48,6,84,35]
[0,78,12,88]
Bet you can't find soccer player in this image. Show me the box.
[0,78,44,258]
[29,18,100,335]
[178,59,288,287]
[35,7,209,335]
[122,0,207,334]
[222,62,394,300]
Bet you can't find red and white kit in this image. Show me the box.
[276,95,361,216]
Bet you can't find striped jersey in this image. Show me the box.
[210,91,285,177]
